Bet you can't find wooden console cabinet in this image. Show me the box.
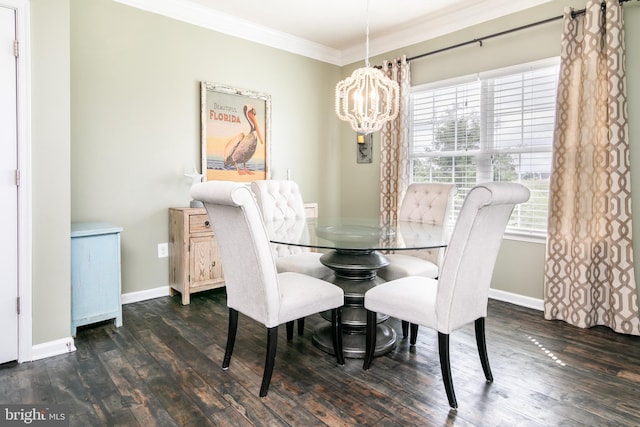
[169,207,225,304]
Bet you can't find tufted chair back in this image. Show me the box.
[251,180,312,258]
[398,183,457,265]
[251,180,306,221]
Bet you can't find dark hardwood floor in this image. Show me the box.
[2,289,640,426]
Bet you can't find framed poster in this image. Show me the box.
[201,82,271,182]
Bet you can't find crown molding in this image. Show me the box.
[113,0,552,67]
[341,0,554,65]
[112,0,343,65]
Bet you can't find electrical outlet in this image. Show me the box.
[157,243,168,258]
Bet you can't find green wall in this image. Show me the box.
[69,0,341,294]
[29,0,640,346]
[30,0,342,346]
[31,0,71,345]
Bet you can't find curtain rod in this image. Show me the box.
[402,0,635,64]
[405,15,561,62]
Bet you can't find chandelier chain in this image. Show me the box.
[365,0,370,67]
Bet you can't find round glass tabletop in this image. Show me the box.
[266,216,446,252]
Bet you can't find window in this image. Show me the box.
[410,58,560,239]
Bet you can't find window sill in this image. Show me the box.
[503,231,546,244]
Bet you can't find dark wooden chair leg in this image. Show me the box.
[298,318,305,336]
[402,320,409,338]
[222,308,238,370]
[410,323,419,346]
[438,332,458,409]
[331,308,345,365]
[475,317,493,383]
[259,326,278,397]
[286,321,294,341]
[363,310,377,370]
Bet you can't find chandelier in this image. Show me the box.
[334,1,399,135]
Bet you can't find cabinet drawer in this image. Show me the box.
[190,214,213,234]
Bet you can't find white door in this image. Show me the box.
[0,5,19,364]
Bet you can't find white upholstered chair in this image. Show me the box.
[191,181,344,397]
[378,183,457,342]
[251,180,331,279]
[379,183,457,281]
[251,180,332,338]
[363,182,530,408]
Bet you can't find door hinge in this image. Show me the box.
[13,40,19,58]
[15,169,20,187]
[17,297,20,315]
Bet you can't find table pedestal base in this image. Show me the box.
[312,323,397,359]
[315,249,396,359]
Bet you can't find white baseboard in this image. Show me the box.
[121,285,171,304]
[28,286,171,362]
[489,288,544,311]
[31,337,76,362]
[28,286,539,362]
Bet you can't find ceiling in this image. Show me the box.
[115,0,553,66]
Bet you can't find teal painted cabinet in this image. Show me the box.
[71,222,123,336]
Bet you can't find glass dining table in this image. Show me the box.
[266,216,446,359]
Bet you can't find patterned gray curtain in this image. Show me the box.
[379,55,411,224]
[544,0,640,335]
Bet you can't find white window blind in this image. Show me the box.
[410,58,560,238]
